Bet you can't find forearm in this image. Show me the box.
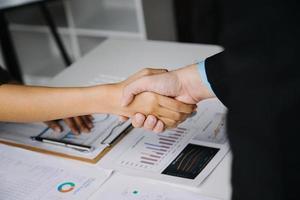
[0,84,115,122]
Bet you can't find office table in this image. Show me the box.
[50,38,232,199]
[0,39,231,200]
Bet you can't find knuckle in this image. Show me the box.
[179,114,188,122]
[170,120,177,126]
[169,123,178,129]
[146,92,158,104]
[174,104,181,111]
[187,105,195,113]
[159,68,168,73]
[146,104,156,114]
[173,112,182,121]
[163,119,174,127]
[141,68,152,75]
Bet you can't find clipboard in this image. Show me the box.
[0,115,134,164]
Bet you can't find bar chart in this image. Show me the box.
[118,127,192,172]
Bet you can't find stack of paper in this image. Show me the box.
[0,144,112,200]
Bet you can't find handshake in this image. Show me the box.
[111,68,195,133]
[2,64,214,134]
[105,64,215,133]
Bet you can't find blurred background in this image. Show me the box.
[0,0,219,85]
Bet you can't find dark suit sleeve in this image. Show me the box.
[0,66,12,85]
[205,52,229,106]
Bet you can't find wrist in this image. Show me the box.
[87,84,122,115]
[173,64,214,103]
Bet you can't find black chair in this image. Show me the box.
[0,0,71,82]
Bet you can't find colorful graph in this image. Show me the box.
[118,127,191,171]
[57,182,76,193]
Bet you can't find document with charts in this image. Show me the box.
[0,114,131,163]
[101,98,230,186]
[0,144,112,200]
[90,174,220,200]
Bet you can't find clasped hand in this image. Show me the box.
[47,68,196,134]
[120,64,215,132]
[47,65,213,134]
[117,68,197,132]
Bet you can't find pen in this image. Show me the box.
[31,136,93,152]
[105,125,134,147]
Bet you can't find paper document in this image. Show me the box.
[91,174,220,200]
[101,98,229,186]
[37,114,131,152]
[0,144,112,200]
[0,114,131,161]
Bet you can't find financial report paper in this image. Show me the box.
[101,98,229,186]
[91,174,221,200]
[0,114,131,160]
[0,144,112,200]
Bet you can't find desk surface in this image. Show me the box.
[50,39,232,200]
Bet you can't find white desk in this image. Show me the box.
[50,39,232,200]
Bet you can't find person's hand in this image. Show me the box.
[44,115,94,135]
[117,68,195,131]
[117,69,196,130]
[93,68,196,131]
[119,91,195,131]
[117,68,168,122]
[122,64,213,105]
[121,64,215,132]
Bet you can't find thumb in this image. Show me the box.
[121,76,151,106]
